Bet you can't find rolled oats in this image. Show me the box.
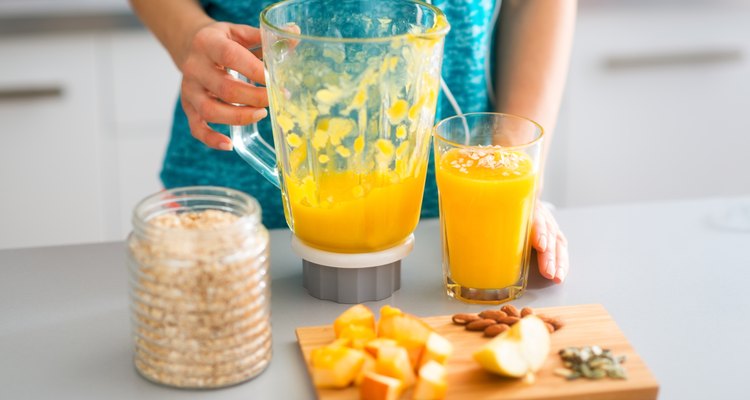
[128,188,271,389]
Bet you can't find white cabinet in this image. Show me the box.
[0,33,106,249]
[0,29,178,250]
[105,31,180,240]
[556,5,750,207]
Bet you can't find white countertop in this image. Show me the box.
[1,196,749,399]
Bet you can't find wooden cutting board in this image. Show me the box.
[296,304,659,400]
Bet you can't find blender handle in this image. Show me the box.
[228,69,281,189]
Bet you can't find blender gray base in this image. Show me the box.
[302,260,401,303]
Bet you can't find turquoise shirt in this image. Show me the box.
[162,0,498,228]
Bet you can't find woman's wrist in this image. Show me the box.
[129,0,216,69]
[171,14,216,69]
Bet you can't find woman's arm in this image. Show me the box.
[495,0,577,283]
[495,0,577,174]
[129,0,214,67]
[129,0,269,150]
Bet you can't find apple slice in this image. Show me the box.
[376,345,416,388]
[413,360,448,400]
[472,315,550,378]
[360,372,403,400]
[310,345,365,388]
[418,332,453,369]
[334,304,376,338]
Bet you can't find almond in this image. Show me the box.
[500,305,520,318]
[520,307,534,318]
[478,310,508,322]
[549,317,565,331]
[497,316,520,326]
[466,318,497,331]
[451,313,480,325]
[483,323,510,338]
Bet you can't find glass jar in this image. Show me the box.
[127,186,271,389]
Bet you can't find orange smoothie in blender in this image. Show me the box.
[436,147,537,289]
[286,165,427,253]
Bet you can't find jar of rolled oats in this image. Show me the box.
[127,186,271,389]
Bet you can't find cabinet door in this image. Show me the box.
[563,7,750,206]
[106,30,180,239]
[0,33,105,249]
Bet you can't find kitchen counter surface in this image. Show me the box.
[1,196,748,399]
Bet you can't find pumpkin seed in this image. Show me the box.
[556,346,628,381]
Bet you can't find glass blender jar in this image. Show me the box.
[232,0,449,302]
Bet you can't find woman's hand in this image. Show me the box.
[531,202,569,283]
[178,22,269,150]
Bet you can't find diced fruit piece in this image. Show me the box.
[360,372,403,400]
[329,338,352,348]
[364,338,399,359]
[378,313,434,368]
[334,304,376,338]
[418,332,453,368]
[413,361,448,400]
[380,305,403,318]
[310,346,365,388]
[355,353,377,386]
[376,345,416,388]
[472,315,551,378]
[339,324,377,350]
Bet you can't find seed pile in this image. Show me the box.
[451,305,564,337]
[128,210,271,388]
[555,346,628,380]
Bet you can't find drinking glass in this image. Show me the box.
[434,113,544,304]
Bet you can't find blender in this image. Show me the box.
[231,0,449,303]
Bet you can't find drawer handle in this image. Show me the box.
[0,85,64,101]
[604,49,743,70]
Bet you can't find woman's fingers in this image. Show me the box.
[185,82,267,125]
[182,87,267,151]
[532,203,569,282]
[198,68,269,107]
[531,205,548,253]
[190,23,266,84]
[178,22,270,149]
[554,232,569,283]
[532,203,555,279]
[182,100,233,151]
[204,33,266,84]
[541,212,558,280]
[227,23,263,50]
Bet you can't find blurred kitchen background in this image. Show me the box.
[1,0,749,250]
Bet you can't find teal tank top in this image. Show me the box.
[162,0,498,228]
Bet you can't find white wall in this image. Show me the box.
[543,2,750,207]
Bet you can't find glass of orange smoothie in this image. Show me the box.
[434,113,543,304]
